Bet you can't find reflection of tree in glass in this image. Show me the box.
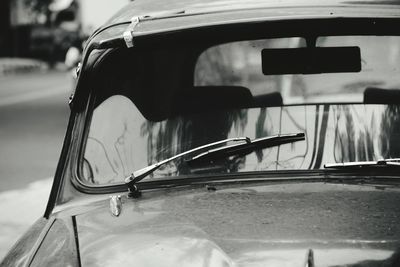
[254,108,270,163]
[255,108,268,161]
[380,105,400,158]
[334,106,356,162]
[195,44,242,85]
[140,109,249,176]
[140,119,183,163]
[334,106,376,162]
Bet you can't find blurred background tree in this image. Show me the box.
[25,0,53,24]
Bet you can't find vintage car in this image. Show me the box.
[2,0,400,266]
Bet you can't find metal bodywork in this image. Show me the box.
[76,183,400,266]
[4,182,399,266]
[2,0,400,266]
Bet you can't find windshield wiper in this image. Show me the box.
[125,133,305,197]
[324,158,400,169]
[186,133,305,165]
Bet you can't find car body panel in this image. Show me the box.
[0,218,52,267]
[75,182,400,266]
[29,217,79,267]
[107,0,400,25]
[88,6,400,54]
[108,8,400,36]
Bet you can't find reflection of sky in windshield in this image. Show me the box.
[83,95,400,185]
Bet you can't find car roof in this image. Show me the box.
[106,0,400,25]
[87,0,400,47]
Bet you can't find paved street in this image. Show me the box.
[0,71,71,259]
[0,71,71,190]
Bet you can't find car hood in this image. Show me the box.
[73,182,400,266]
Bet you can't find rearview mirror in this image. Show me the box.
[262,46,361,75]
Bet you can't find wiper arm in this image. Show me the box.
[186,133,305,165]
[125,137,250,196]
[125,133,305,197]
[324,158,400,169]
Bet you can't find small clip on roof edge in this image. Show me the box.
[123,17,140,48]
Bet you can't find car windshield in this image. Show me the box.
[80,35,400,186]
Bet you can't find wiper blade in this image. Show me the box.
[186,133,305,165]
[125,137,250,196]
[125,133,305,197]
[324,158,400,169]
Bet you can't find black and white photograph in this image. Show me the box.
[0,0,400,266]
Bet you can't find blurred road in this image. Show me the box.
[0,71,71,190]
[0,71,71,259]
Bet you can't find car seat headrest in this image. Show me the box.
[175,86,254,113]
[364,87,400,104]
[253,92,283,107]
